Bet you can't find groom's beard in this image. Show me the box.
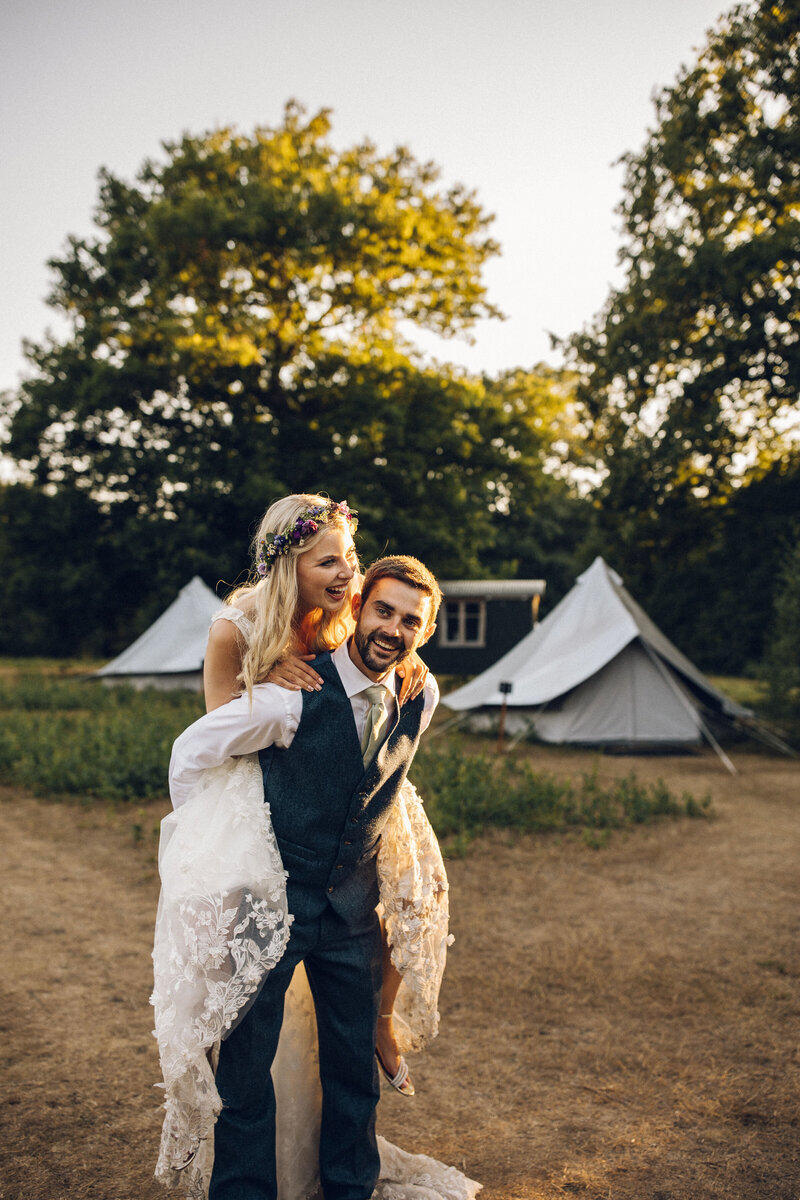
[353,627,411,674]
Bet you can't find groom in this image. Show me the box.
[168,555,441,1200]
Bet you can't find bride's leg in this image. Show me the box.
[375,918,409,1083]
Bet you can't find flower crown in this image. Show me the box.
[256,500,357,578]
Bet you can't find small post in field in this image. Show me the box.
[497,681,513,753]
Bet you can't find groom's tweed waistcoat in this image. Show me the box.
[258,650,426,925]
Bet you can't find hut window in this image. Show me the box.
[440,599,486,647]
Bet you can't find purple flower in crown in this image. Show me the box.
[255,498,357,577]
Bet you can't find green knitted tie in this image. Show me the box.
[360,684,389,767]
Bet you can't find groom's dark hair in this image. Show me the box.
[360,555,442,620]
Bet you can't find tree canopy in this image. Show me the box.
[554,0,800,667]
[7,46,796,678]
[564,0,799,512]
[7,103,501,514]
[0,104,590,655]
[764,530,800,718]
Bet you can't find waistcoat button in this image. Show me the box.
[327,886,334,893]
[336,864,344,870]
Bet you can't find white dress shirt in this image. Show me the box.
[169,639,438,810]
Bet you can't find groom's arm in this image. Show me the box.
[168,683,302,809]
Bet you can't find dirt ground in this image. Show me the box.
[1,747,799,1200]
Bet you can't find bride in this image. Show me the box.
[151,494,481,1200]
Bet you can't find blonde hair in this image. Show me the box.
[227,493,358,697]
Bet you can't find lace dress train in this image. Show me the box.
[152,755,292,1196]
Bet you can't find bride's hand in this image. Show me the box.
[265,654,323,692]
[396,652,428,705]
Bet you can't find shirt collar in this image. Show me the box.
[332,639,397,699]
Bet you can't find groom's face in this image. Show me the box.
[350,578,435,680]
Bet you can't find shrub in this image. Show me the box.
[763,535,800,721]
[410,744,712,849]
[0,677,203,801]
[0,674,713,846]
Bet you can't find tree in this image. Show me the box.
[471,366,593,599]
[2,106,593,653]
[5,103,500,520]
[0,483,107,655]
[564,0,799,515]
[641,458,800,672]
[210,350,586,580]
[764,531,800,719]
[1,346,583,657]
[556,0,800,659]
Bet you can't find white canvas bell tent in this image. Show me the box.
[443,557,753,763]
[94,576,221,690]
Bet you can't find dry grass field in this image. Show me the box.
[1,745,798,1200]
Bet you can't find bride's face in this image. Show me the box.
[295,525,357,616]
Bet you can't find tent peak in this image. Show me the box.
[577,557,623,588]
[94,576,222,685]
[443,558,752,757]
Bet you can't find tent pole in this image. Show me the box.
[507,716,541,749]
[695,717,738,776]
[503,701,551,750]
[735,717,798,759]
[640,642,737,776]
[427,709,472,739]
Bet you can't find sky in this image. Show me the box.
[1,0,730,395]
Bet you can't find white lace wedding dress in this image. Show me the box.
[151,610,481,1200]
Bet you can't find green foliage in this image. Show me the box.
[565,1,800,510]
[0,104,589,655]
[7,103,500,514]
[0,677,202,800]
[410,743,712,850]
[593,458,800,674]
[668,461,800,672]
[0,484,109,656]
[273,353,586,577]
[0,353,585,658]
[763,533,800,717]
[0,676,713,850]
[557,1,800,673]
[707,675,768,708]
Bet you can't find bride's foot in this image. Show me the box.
[171,1141,201,1171]
[376,1013,415,1097]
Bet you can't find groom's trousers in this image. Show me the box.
[209,892,383,1200]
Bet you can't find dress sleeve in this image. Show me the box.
[210,605,255,640]
[420,673,440,733]
[169,684,302,809]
